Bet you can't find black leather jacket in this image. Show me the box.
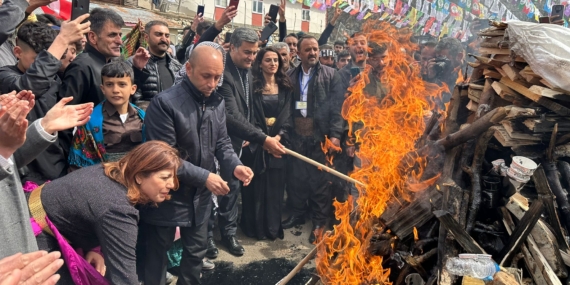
[130,51,182,102]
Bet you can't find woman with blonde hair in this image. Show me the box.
[28,141,181,285]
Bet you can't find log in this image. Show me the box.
[500,78,570,116]
[382,187,442,239]
[501,207,549,285]
[477,78,496,117]
[465,129,495,234]
[434,210,486,254]
[480,37,509,49]
[533,165,569,252]
[497,199,544,265]
[436,107,508,150]
[443,84,465,136]
[436,146,464,285]
[506,193,567,278]
[543,162,570,240]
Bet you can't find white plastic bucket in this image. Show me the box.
[510,156,538,177]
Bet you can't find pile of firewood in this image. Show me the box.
[372,21,570,285]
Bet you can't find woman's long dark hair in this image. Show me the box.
[252,46,293,94]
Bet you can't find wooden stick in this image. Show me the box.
[275,231,332,285]
[284,147,366,187]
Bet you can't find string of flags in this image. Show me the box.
[289,0,570,41]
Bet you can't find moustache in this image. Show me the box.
[159,42,168,46]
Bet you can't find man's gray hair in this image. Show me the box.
[272,42,289,53]
[229,28,259,48]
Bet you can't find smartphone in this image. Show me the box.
[551,5,565,21]
[71,0,90,21]
[350,67,361,77]
[228,0,240,9]
[268,4,279,23]
[224,32,233,43]
[259,21,278,42]
[197,5,205,16]
[539,16,551,23]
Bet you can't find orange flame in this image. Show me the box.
[321,135,342,166]
[315,22,445,284]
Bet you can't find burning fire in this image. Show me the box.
[315,22,445,284]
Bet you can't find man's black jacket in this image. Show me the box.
[287,61,344,142]
[217,55,267,154]
[141,76,242,227]
[130,51,182,102]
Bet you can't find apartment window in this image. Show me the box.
[302,9,310,21]
[215,0,227,7]
[252,0,263,14]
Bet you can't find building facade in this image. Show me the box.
[188,0,327,33]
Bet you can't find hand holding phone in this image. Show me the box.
[228,0,240,9]
[197,5,205,16]
[259,21,278,42]
[268,4,279,23]
[71,0,90,21]
[551,4,565,22]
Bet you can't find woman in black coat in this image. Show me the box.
[240,46,294,240]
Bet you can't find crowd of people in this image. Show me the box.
[0,0,469,283]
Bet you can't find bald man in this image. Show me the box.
[141,44,253,285]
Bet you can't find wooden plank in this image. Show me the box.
[497,199,543,264]
[500,78,570,116]
[496,66,509,78]
[523,117,570,133]
[491,81,519,102]
[494,54,526,63]
[501,64,522,81]
[506,193,567,278]
[501,207,549,285]
[433,210,486,254]
[483,68,503,80]
[466,100,479,111]
[493,126,541,147]
[529,85,570,101]
[501,121,543,141]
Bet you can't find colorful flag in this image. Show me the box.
[41,0,72,20]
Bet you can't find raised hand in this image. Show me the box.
[215,6,238,31]
[0,100,31,159]
[279,0,286,22]
[132,47,151,70]
[191,12,204,32]
[41,97,93,134]
[59,14,91,44]
[233,165,254,186]
[331,8,342,25]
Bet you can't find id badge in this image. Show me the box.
[295,101,308,110]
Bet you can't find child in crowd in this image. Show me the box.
[68,60,145,168]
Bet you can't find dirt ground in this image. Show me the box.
[169,213,318,285]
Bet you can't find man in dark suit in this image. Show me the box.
[142,43,253,284]
[215,28,285,257]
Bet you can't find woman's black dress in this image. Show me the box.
[240,91,292,240]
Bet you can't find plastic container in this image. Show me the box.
[445,257,500,281]
[510,156,538,176]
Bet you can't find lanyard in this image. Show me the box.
[299,69,315,98]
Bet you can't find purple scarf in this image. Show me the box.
[25,182,109,285]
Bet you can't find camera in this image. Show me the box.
[432,57,452,76]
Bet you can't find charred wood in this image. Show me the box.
[497,199,543,265]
